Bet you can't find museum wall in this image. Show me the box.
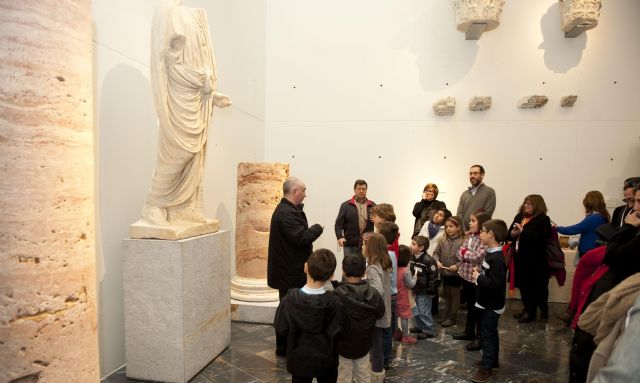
[263,0,640,277]
[93,0,265,377]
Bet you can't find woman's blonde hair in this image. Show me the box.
[364,232,392,271]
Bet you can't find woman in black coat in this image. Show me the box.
[412,183,447,237]
[508,194,552,323]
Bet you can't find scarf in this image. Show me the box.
[427,221,441,239]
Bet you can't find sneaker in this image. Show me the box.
[472,360,500,371]
[417,332,435,340]
[401,336,418,344]
[441,319,456,327]
[470,368,492,383]
[393,329,403,341]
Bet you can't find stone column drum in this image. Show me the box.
[0,1,99,382]
[231,163,289,302]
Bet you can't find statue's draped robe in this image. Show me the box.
[148,5,216,211]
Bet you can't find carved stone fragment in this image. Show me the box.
[433,97,456,116]
[518,95,549,109]
[469,96,492,111]
[231,163,289,302]
[454,0,506,39]
[559,0,602,38]
[561,95,578,107]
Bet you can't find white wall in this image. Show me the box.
[264,0,640,276]
[93,0,265,377]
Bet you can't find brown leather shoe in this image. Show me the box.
[465,338,481,351]
[472,360,500,371]
[470,368,492,383]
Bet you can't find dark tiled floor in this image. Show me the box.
[105,300,572,383]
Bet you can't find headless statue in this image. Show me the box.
[133,0,231,239]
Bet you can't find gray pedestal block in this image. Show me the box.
[123,231,231,383]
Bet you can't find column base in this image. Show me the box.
[230,276,279,302]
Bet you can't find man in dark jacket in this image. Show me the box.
[611,178,638,228]
[335,179,376,257]
[268,176,323,356]
[333,255,385,381]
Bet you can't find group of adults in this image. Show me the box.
[265,167,640,383]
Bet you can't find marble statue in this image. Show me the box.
[433,97,456,116]
[469,96,492,111]
[559,0,601,37]
[453,0,506,39]
[561,95,578,107]
[518,95,549,109]
[131,0,231,240]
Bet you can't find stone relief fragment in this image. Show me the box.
[518,95,549,109]
[561,95,578,107]
[559,0,602,38]
[469,96,492,111]
[454,0,506,39]
[433,97,456,116]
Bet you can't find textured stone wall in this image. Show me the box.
[235,163,289,279]
[0,1,98,382]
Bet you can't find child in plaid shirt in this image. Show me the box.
[451,211,492,352]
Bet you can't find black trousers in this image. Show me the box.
[520,273,549,317]
[462,280,480,337]
[276,289,288,355]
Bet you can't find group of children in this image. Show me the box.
[274,205,509,383]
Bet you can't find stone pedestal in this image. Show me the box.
[231,299,278,324]
[123,231,230,383]
[231,163,289,302]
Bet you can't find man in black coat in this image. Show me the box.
[611,178,638,228]
[267,176,323,356]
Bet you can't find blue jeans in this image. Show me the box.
[382,295,397,364]
[412,294,434,335]
[479,308,500,369]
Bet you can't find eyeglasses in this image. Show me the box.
[469,172,481,175]
[424,190,435,194]
[623,198,635,203]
